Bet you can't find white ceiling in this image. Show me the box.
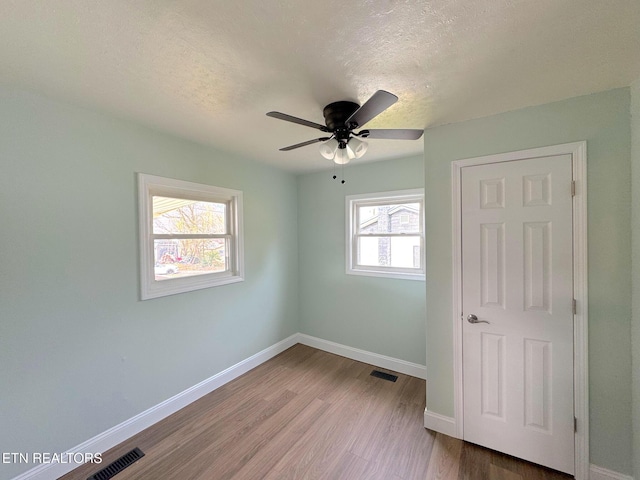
[1,1,639,172]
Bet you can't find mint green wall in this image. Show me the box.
[297,157,426,365]
[2,83,635,479]
[424,88,633,474]
[0,88,299,480]
[631,79,640,480]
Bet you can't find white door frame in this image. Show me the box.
[450,141,588,479]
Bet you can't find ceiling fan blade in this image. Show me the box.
[359,129,424,140]
[345,90,398,129]
[279,137,330,151]
[267,111,329,132]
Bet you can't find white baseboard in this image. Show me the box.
[423,408,459,438]
[297,333,427,379]
[10,334,299,480]
[589,464,634,480]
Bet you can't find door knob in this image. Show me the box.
[467,314,490,324]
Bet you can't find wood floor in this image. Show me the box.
[61,345,572,480]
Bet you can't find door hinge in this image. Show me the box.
[572,299,577,315]
[574,416,578,432]
[571,181,576,197]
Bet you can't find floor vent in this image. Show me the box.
[87,448,145,480]
[370,370,398,382]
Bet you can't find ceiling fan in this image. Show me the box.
[266,90,423,164]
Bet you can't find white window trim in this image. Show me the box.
[346,188,425,281]
[138,173,244,300]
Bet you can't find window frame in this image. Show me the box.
[138,173,244,300]
[346,188,425,281]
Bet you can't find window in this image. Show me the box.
[346,189,425,280]
[138,173,244,299]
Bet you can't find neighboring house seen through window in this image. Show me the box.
[346,189,425,280]
[138,173,244,299]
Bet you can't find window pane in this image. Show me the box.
[154,238,227,281]
[358,236,421,268]
[358,203,420,234]
[152,196,226,235]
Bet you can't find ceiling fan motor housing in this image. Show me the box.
[322,101,360,133]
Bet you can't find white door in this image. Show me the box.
[461,154,574,474]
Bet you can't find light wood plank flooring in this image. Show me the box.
[61,345,572,480]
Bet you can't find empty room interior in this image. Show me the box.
[1,1,640,480]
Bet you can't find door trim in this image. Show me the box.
[450,141,588,479]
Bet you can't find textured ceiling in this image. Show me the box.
[1,0,639,172]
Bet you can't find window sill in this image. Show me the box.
[346,268,425,281]
[141,274,244,300]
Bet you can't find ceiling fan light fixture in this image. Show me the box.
[319,138,339,159]
[347,137,368,159]
[334,145,351,165]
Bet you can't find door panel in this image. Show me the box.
[480,223,505,308]
[480,332,506,420]
[461,155,574,474]
[524,338,552,432]
[524,221,551,312]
